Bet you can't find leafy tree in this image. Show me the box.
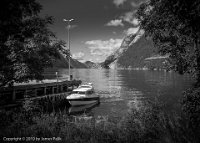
[0,0,65,87]
[137,1,200,141]
[136,0,200,84]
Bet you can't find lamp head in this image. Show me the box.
[63,18,74,22]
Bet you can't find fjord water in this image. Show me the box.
[48,69,194,116]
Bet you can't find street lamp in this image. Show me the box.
[63,18,74,80]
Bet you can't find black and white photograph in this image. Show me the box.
[0,0,200,142]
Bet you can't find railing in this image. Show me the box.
[0,79,82,106]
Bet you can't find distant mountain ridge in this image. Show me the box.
[103,31,169,70]
[84,61,101,68]
[52,50,88,69]
[103,34,141,68]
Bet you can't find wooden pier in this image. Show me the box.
[0,79,82,108]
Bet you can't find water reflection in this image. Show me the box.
[68,102,100,115]
[43,69,194,117]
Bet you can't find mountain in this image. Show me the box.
[103,34,139,68]
[84,61,101,68]
[103,31,169,70]
[52,51,88,69]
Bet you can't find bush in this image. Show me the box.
[1,98,200,143]
[181,87,200,142]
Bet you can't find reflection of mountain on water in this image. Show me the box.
[23,68,193,117]
[55,69,193,116]
[68,102,100,115]
[117,70,193,112]
[116,70,175,94]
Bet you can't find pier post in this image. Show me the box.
[61,85,63,92]
[66,86,68,92]
[12,90,16,101]
[24,89,27,98]
[52,86,55,94]
[57,85,59,93]
[50,86,54,94]
[44,87,47,95]
[34,89,37,97]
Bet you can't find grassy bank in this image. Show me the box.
[0,98,199,143]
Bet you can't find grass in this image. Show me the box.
[0,98,200,143]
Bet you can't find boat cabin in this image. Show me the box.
[71,88,94,96]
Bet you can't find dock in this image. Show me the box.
[0,79,82,108]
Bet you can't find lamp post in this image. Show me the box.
[63,18,74,80]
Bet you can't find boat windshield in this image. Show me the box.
[79,85,91,88]
[78,91,86,94]
[71,91,86,94]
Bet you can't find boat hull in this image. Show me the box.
[68,96,99,106]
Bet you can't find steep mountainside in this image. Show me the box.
[84,61,101,68]
[102,32,168,69]
[116,34,155,68]
[103,34,138,68]
[52,51,88,69]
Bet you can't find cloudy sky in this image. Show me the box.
[40,0,146,63]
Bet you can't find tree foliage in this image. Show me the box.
[0,0,65,87]
[136,0,200,82]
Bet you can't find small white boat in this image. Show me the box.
[78,83,94,91]
[66,83,99,106]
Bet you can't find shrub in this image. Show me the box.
[182,87,200,142]
[1,98,200,143]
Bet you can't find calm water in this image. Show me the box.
[45,69,194,117]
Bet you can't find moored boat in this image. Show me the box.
[66,83,99,106]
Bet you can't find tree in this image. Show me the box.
[137,1,200,140]
[0,0,64,87]
[136,0,200,84]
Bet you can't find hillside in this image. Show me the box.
[52,51,88,69]
[103,32,169,69]
[103,34,138,68]
[116,34,155,68]
[84,61,101,68]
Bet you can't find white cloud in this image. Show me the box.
[131,18,139,26]
[91,49,104,56]
[95,58,102,63]
[121,11,133,22]
[88,59,94,62]
[125,27,140,35]
[120,11,139,26]
[85,39,123,57]
[131,2,140,7]
[113,0,127,7]
[72,52,85,60]
[113,31,117,34]
[131,1,144,8]
[138,29,145,35]
[113,0,147,7]
[106,19,124,27]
